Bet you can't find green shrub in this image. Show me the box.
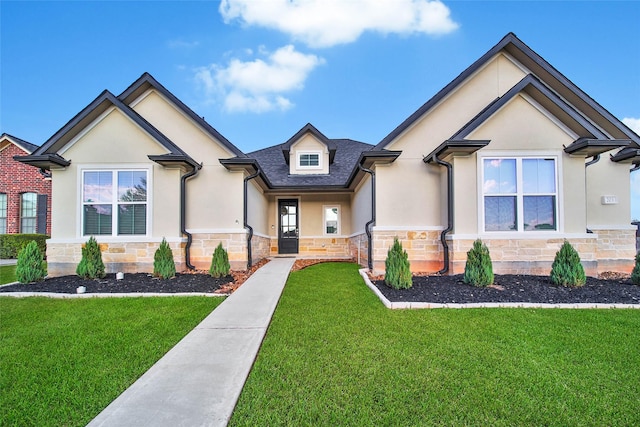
[384,237,412,289]
[153,238,176,279]
[209,243,230,278]
[631,252,640,285]
[76,237,106,279]
[0,234,49,259]
[16,241,46,283]
[550,240,586,287]
[463,239,494,287]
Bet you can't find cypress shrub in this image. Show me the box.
[384,237,412,289]
[631,252,640,285]
[550,240,586,287]
[16,240,46,283]
[76,236,106,279]
[209,243,230,278]
[463,239,494,287]
[153,238,176,279]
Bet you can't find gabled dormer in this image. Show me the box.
[282,123,336,175]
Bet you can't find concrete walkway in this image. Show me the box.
[88,257,296,427]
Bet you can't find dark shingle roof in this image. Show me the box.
[247,138,374,188]
[0,133,39,153]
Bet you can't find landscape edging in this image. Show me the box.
[358,269,640,310]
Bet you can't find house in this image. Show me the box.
[16,33,640,277]
[0,133,52,235]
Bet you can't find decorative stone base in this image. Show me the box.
[250,235,270,267]
[348,233,369,268]
[269,236,351,258]
[371,230,444,275]
[188,232,248,271]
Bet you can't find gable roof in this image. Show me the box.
[118,72,245,158]
[15,88,199,170]
[376,32,640,150]
[280,123,337,164]
[248,137,373,189]
[0,133,39,154]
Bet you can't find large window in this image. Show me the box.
[82,170,148,236]
[20,192,37,233]
[483,157,557,232]
[0,193,6,234]
[323,206,340,235]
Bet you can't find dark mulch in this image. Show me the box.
[372,274,640,304]
[0,273,233,294]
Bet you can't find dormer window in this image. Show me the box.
[297,151,322,170]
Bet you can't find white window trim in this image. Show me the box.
[20,192,38,234]
[323,205,340,236]
[296,151,322,170]
[478,152,563,234]
[78,165,152,238]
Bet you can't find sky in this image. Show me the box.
[1,0,639,219]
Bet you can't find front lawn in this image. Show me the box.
[231,262,640,426]
[0,297,223,426]
[0,265,17,285]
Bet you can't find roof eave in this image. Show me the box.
[148,154,200,171]
[564,138,630,157]
[14,154,70,170]
[424,140,490,163]
[610,148,640,164]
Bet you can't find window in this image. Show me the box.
[0,194,6,234]
[20,193,37,233]
[324,206,340,235]
[483,157,557,232]
[298,152,320,168]
[82,170,148,236]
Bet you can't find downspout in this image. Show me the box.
[631,164,640,172]
[358,163,375,270]
[584,155,600,233]
[244,166,261,270]
[432,154,453,274]
[181,163,202,270]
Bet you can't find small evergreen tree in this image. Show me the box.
[384,237,412,289]
[631,252,640,285]
[550,240,586,287]
[16,240,46,283]
[209,243,230,278]
[153,238,176,279]
[463,239,494,287]
[76,236,106,279]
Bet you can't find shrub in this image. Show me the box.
[631,252,640,285]
[153,238,176,279]
[209,243,230,278]
[76,237,106,279]
[0,234,48,259]
[16,240,46,283]
[384,237,412,289]
[550,240,586,287]
[463,239,494,287]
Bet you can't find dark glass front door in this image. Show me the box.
[278,199,298,254]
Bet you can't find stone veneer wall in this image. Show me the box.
[348,233,369,268]
[371,230,444,274]
[46,240,185,277]
[250,235,271,267]
[592,228,637,273]
[269,236,351,258]
[188,232,247,271]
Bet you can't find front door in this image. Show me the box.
[278,199,299,254]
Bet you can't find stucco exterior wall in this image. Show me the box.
[288,133,330,175]
[351,175,372,235]
[586,157,632,227]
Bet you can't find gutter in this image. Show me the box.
[244,165,261,270]
[431,154,453,274]
[585,154,600,167]
[181,163,202,270]
[358,163,376,270]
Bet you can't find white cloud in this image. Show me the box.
[195,45,324,113]
[622,117,640,135]
[219,0,459,48]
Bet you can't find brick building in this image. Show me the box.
[0,133,51,235]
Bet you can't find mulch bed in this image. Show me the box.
[0,259,271,295]
[371,273,640,304]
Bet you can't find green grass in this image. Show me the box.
[0,265,17,284]
[231,262,640,426]
[0,296,223,426]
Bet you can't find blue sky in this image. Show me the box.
[1,0,638,219]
